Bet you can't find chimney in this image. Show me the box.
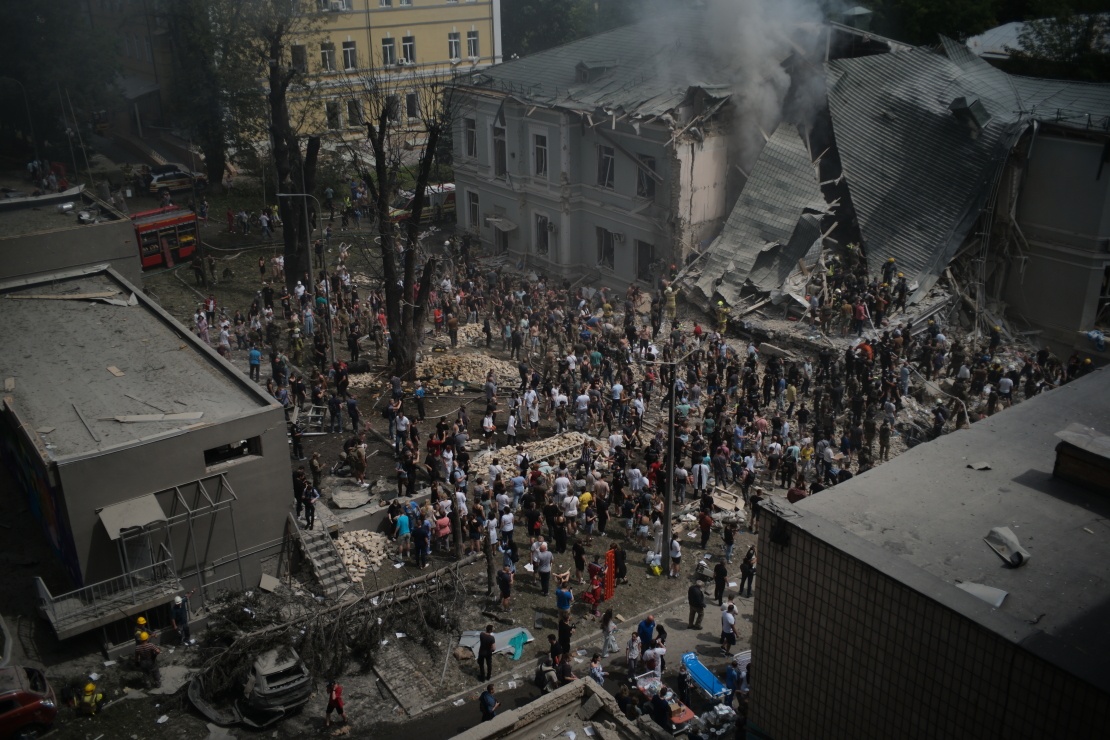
[949,96,992,134]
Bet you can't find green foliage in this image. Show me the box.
[0,1,120,159]
[1008,2,1109,80]
[163,0,273,187]
[866,0,999,44]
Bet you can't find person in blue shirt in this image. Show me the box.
[637,615,656,649]
[413,381,426,421]
[479,684,499,722]
[555,584,574,615]
[248,345,262,381]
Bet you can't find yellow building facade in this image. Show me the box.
[296,0,502,134]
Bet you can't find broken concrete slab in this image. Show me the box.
[149,664,192,695]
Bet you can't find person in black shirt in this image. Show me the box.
[477,624,496,681]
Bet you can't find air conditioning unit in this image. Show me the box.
[330,0,345,10]
[546,221,556,233]
[613,232,625,243]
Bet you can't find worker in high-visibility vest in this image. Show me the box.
[79,682,104,716]
[664,287,678,322]
[715,300,730,334]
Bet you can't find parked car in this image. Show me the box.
[0,665,57,739]
[142,163,207,197]
[389,183,455,223]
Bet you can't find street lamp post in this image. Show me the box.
[658,343,701,575]
[276,191,335,365]
[2,78,40,175]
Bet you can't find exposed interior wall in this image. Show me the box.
[673,133,731,258]
[1017,134,1110,252]
[750,508,1109,738]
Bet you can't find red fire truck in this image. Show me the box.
[130,205,200,269]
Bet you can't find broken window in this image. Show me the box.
[596,227,615,269]
[467,191,480,229]
[533,133,548,178]
[493,124,507,177]
[347,99,362,127]
[597,145,615,189]
[636,240,654,283]
[535,214,550,255]
[204,437,262,469]
[291,44,308,73]
[637,154,656,199]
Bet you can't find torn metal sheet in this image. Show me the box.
[984,526,1031,567]
[956,581,1008,608]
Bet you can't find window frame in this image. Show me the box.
[637,154,657,199]
[448,31,461,61]
[325,100,342,130]
[291,44,308,73]
[405,92,419,120]
[466,30,479,59]
[467,190,480,229]
[597,145,615,190]
[535,213,550,256]
[464,118,477,158]
[533,133,548,178]
[596,227,615,270]
[320,41,337,72]
[342,40,357,71]
[347,99,363,128]
[401,36,416,64]
[635,239,654,283]
[492,123,507,177]
[381,38,397,66]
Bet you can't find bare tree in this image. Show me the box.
[339,69,463,379]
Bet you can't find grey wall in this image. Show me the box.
[0,218,141,287]
[1018,135,1110,252]
[56,407,291,590]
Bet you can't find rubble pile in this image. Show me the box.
[416,354,519,387]
[470,430,610,471]
[336,530,391,583]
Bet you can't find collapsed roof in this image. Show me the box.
[460,8,739,124]
[688,36,1110,308]
[693,123,829,305]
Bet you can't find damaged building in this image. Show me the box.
[687,34,1110,361]
[449,7,745,287]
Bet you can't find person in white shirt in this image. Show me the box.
[488,460,504,482]
[669,535,682,578]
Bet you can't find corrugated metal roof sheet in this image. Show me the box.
[826,48,1022,299]
[694,123,825,304]
[467,8,733,119]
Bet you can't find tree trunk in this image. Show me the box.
[484,536,496,598]
[265,22,318,297]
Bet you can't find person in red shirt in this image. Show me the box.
[324,680,346,727]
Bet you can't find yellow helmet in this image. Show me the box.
[897,272,904,278]
[139,631,150,642]
[136,616,147,626]
[887,257,895,262]
[717,301,724,306]
[85,683,96,694]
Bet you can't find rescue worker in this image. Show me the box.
[664,287,677,322]
[715,300,730,334]
[79,682,104,716]
[134,615,149,644]
[881,256,897,284]
[135,632,162,688]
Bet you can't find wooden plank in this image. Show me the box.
[72,404,99,443]
[106,366,125,377]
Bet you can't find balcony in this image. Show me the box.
[34,558,182,641]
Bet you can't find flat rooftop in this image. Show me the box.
[0,269,270,459]
[0,190,124,239]
[797,365,1110,691]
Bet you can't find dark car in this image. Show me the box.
[0,665,57,739]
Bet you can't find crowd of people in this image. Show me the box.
[176,199,1100,734]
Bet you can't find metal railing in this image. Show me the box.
[35,557,180,629]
